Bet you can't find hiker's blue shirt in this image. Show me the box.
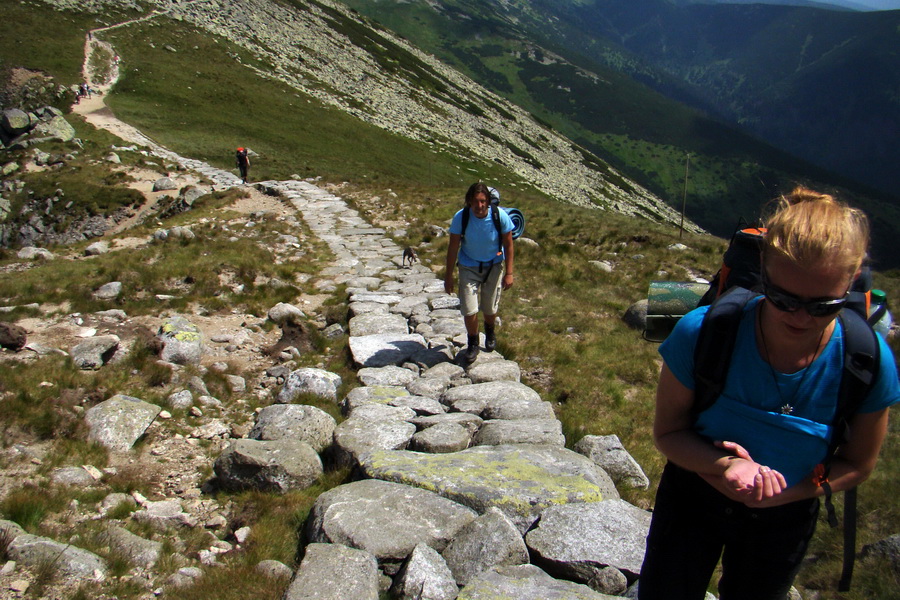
[449,207,514,268]
[661,295,900,487]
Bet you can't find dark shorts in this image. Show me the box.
[638,463,819,600]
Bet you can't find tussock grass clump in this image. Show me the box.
[0,483,66,532]
[30,554,61,597]
[166,563,289,600]
[41,437,109,472]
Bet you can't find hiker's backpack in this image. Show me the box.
[488,186,501,206]
[693,285,880,592]
[698,226,766,306]
[698,224,875,316]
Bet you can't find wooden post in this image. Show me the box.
[679,153,691,240]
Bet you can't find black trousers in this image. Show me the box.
[638,463,819,600]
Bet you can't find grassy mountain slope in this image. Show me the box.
[340,0,899,269]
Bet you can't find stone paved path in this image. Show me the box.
[65,25,647,599]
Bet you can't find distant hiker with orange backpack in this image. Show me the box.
[444,182,515,364]
[638,187,899,600]
[235,147,250,184]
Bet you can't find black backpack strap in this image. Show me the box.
[867,301,888,327]
[839,486,858,592]
[460,207,470,241]
[491,206,503,254]
[692,287,757,419]
[816,309,879,591]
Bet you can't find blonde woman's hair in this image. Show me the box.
[763,186,869,277]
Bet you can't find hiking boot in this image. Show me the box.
[484,327,496,352]
[461,334,480,364]
[461,343,479,364]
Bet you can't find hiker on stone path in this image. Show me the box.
[444,181,514,364]
[235,147,250,184]
[638,187,900,600]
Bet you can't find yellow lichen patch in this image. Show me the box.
[363,448,605,523]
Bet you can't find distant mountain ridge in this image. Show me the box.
[530,0,900,199]
[674,0,873,11]
[342,0,899,267]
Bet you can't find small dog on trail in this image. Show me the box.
[402,246,418,267]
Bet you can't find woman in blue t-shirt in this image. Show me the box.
[638,187,900,600]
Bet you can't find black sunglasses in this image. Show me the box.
[762,275,848,317]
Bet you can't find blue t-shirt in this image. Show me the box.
[660,296,900,486]
[449,207,514,268]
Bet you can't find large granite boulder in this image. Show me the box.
[248,404,336,453]
[214,439,323,492]
[441,507,528,586]
[277,368,342,403]
[31,115,75,142]
[1,109,31,136]
[157,316,203,365]
[8,534,107,581]
[304,479,477,561]
[84,395,161,451]
[0,322,27,351]
[574,434,650,489]
[526,500,652,593]
[390,543,458,600]
[71,334,121,369]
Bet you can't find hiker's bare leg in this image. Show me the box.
[464,313,479,336]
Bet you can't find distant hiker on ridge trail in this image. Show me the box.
[444,182,515,364]
[235,147,250,184]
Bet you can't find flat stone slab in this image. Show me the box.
[441,381,543,417]
[283,543,378,600]
[341,385,410,414]
[213,439,323,492]
[473,419,566,446]
[304,479,477,561]
[359,444,618,532]
[349,312,410,336]
[357,365,418,387]
[458,564,619,600]
[467,359,521,383]
[349,292,402,305]
[333,418,417,468]
[349,333,428,368]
